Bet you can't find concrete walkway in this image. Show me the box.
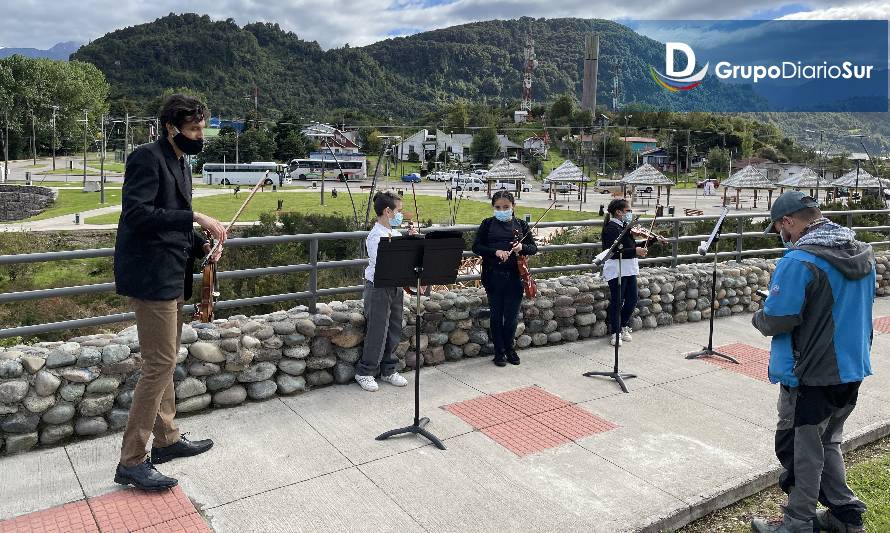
[1,303,888,532]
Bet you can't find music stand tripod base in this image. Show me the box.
[376,417,446,450]
[582,370,637,393]
[685,348,740,364]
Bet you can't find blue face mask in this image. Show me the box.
[389,212,403,227]
[494,209,513,222]
[622,212,633,224]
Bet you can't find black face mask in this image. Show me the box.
[172,128,204,155]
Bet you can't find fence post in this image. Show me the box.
[671,219,680,268]
[309,239,319,313]
[846,213,854,229]
[735,217,744,261]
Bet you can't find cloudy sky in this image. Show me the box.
[1,0,888,50]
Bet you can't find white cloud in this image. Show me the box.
[0,0,882,50]
[779,1,890,20]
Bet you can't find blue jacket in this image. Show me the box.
[753,222,875,387]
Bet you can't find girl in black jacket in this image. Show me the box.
[472,190,538,366]
[601,198,648,346]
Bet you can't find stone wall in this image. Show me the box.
[0,185,55,221]
[1,253,888,454]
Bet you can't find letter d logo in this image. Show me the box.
[666,42,696,77]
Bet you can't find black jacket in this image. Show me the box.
[472,217,538,285]
[114,139,207,300]
[601,218,642,259]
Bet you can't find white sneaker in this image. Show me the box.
[380,372,408,387]
[609,334,623,347]
[621,327,633,342]
[355,375,379,392]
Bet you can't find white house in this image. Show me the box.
[436,130,473,162]
[395,129,436,161]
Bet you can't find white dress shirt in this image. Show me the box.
[364,222,402,283]
[602,218,639,282]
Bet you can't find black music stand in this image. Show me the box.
[685,206,739,364]
[583,215,640,393]
[374,231,464,450]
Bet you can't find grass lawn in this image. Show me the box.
[541,152,567,176]
[85,191,598,226]
[9,189,122,222]
[366,156,422,178]
[679,435,890,532]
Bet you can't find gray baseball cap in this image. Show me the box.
[764,191,819,234]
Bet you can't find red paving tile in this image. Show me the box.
[481,417,571,456]
[491,386,572,416]
[697,343,771,383]
[446,386,619,457]
[531,405,619,440]
[0,500,99,533]
[442,394,524,429]
[88,486,197,533]
[874,316,890,335]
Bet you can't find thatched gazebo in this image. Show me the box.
[484,158,527,199]
[621,163,674,206]
[832,168,888,204]
[777,167,833,198]
[543,160,590,202]
[722,165,776,209]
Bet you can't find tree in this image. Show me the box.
[470,127,499,165]
[446,102,469,132]
[237,128,275,163]
[706,147,730,174]
[195,127,236,169]
[274,120,311,161]
[549,94,575,125]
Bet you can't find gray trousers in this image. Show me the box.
[357,281,403,377]
[776,385,866,527]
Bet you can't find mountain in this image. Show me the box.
[0,41,81,60]
[71,14,765,119]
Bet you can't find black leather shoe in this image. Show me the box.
[493,353,507,367]
[150,433,214,464]
[114,460,177,491]
[507,351,520,365]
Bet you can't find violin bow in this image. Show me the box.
[514,199,556,245]
[643,209,660,251]
[199,171,267,269]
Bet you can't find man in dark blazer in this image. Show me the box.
[113,94,226,491]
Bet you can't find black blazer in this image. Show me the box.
[472,217,538,285]
[114,139,207,301]
[601,218,643,259]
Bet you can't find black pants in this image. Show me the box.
[485,269,523,357]
[608,275,638,334]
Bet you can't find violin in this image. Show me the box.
[512,226,537,299]
[194,229,219,322]
[193,172,268,322]
[631,224,668,245]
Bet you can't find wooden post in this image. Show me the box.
[768,189,773,209]
[736,188,740,209]
[723,187,728,207]
[753,189,758,209]
[667,186,671,206]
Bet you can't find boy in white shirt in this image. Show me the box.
[355,191,416,391]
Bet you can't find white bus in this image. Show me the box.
[289,153,367,181]
[201,162,287,186]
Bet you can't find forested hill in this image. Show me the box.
[71,14,763,118]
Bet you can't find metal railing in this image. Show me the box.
[1,209,888,339]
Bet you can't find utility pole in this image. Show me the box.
[50,105,59,171]
[2,111,8,183]
[621,114,631,176]
[124,112,130,162]
[100,114,106,204]
[82,109,89,186]
[235,123,240,164]
[600,114,608,176]
[31,112,37,166]
[686,129,691,186]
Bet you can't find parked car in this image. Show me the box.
[472,169,489,179]
[427,171,449,182]
[634,186,654,194]
[494,180,532,192]
[594,179,623,194]
[452,176,484,191]
[400,173,421,183]
[508,156,520,164]
[541,181,579,193]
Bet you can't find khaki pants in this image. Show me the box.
[120,298,183,466]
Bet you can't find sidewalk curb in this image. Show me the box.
[639,420,890,532]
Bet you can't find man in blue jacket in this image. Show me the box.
[751,191,874,533]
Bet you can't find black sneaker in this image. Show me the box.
[150,433,214,464]
[114,460,177,491]
[507,351,520,365]
[493,353,507,367]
